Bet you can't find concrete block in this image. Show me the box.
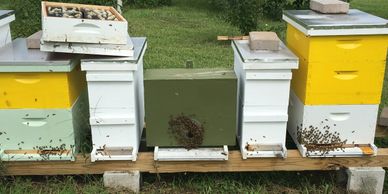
[249,31,280,51]
[103,171,141,193]
[26,31,42,49]
[378,107,388,126]
[310,0,349,14]
[346,167,385,194]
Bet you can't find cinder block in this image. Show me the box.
[103,171,141,193]
[378,107,388,126]
[26,30,42,49]
[249,31,280,51]
[346,167,385,194]
[310,0,349,14]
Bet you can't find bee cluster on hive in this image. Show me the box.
[47,6,118,20]
[168,114,205,150]
[296,120,348,156]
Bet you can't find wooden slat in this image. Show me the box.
[217,36,249,41]
[4,149,388,176]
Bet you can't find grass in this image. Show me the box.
[0,172,345,194]
[0,0,388,193]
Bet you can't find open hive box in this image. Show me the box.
[41,1,128,45]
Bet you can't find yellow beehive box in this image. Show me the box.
[291,58,385,105]
[286,24,388,63]
[283,9,388,105]
[0,38,86,109]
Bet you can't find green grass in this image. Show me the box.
[125,0,240,69]
[1,0,388,193]
[0,172,345,193]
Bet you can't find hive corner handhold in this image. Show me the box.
[249,31,280,51]
[310,0,349,14]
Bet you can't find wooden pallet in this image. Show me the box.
[3,149,388,176]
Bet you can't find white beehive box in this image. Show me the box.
[232,39,298,159]
[81,37,147,161]
[288,91,379,157]
[41,1,128,45]
[0,10,15,48]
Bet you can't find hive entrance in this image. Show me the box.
[296,122,348,156]
[168,114,204,150]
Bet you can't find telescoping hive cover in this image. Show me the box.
[144,68,237,148]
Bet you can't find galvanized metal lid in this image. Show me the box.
[144,68,236,80]
[0,38,79,72]
[232,40,298,69]
[0,10,14,20]
[283,9,388,36]
[80,37,147,71]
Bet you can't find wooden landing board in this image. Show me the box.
[4,149,388,176]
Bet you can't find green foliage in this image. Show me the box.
[129,0,172,8]
[209,0,260,35]
[261,0,288,20]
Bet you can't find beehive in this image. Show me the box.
[145,68,237,148]
[81,37,147,161]
[283,9,388,105]
[0,38,89,161]
[232,39,298,158]
[283,9,388,157]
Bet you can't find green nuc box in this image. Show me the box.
[145,68,237,147]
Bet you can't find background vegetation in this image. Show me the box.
[0,0,387,193]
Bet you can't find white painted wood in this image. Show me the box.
[0,14,15,48]
[90,122,139,161]
[288,91,379,157]
[233,40,298,159]
[41,4,128,45]
[82,40,146,161]
[40,36,134,57]
[154,146,229,161]
[283,15,388,36]
[117,0,123,14]
[241,144,287,159]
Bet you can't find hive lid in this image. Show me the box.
[80,37,147,71]
[232,40,298,69]
[0,10,14,20]
[0,38,79,72]
[144,68,236,80]
[283,9,388,36]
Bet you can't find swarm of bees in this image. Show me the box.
[47,6,118,21]
[296,121,348,156]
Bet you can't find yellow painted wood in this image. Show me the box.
[291,58,386,105]
[0,65,86,109]
[286,24,388,63]
[286,24,388,105]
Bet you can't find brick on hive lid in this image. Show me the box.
[249,31,280,51]
[26,30,42,49]
[310,0,349,14]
